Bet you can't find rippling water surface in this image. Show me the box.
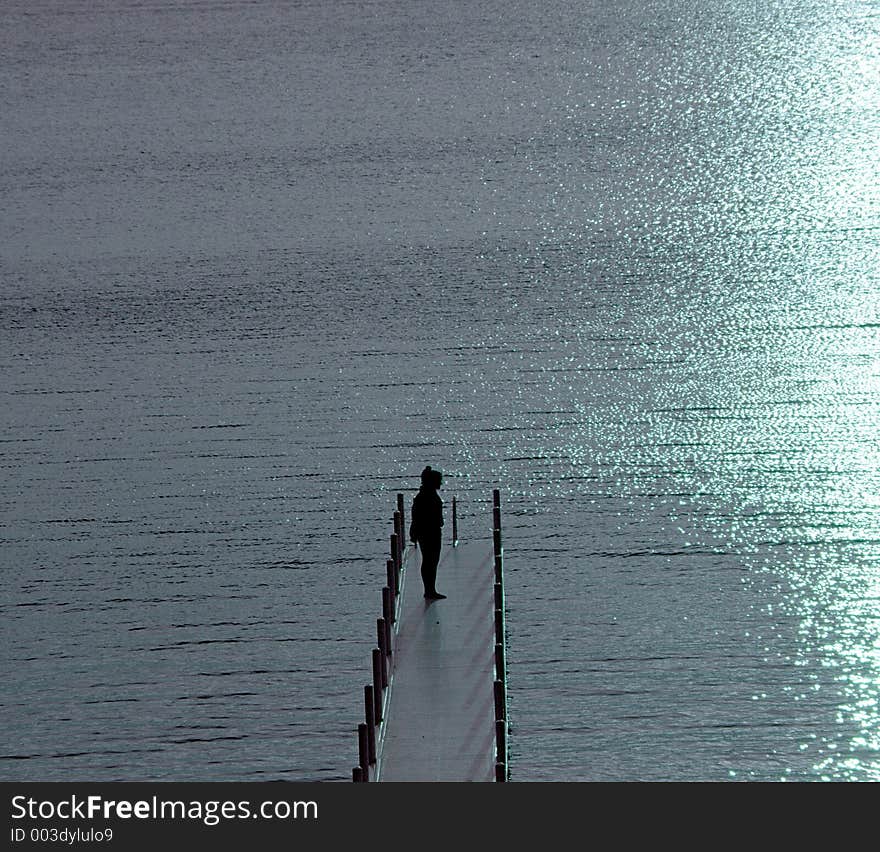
[2,0,879,781]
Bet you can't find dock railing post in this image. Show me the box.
[372,650,383,722]
[377,618,388,660]
[374,645,387,691]
[495,720,506,773]
[378,616,391,659]
[494,581,506,647]
[358,724,370,779]
[495,596,504,645]
[452,496,458,547]
[364,685,377,764]
[393,513,403,566]
[397,493,405,549]
[382,585,394,626]
[495,641,505,684]
[390,532,401,581]
[386,558,397,599]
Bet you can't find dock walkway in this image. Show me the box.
[377,540,496,781]
[352,491,508,782]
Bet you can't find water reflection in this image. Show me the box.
[522,0,880,779]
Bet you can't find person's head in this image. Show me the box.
[420,465,442,490]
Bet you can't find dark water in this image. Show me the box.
[2,0,879,781]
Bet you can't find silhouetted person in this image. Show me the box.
[409,465,446,600]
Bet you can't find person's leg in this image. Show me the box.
[420,542,438,592]
[419,538,444,598]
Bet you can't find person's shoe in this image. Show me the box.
[424,591,447,600]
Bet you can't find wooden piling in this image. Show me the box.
[382,585,393,626]
[393,512,403,565]
[390,532,400,576]
[358,723,370,776]
[386,558,397,598]
[495,719,507,767]
[380,616,391,656]
[364,685,376,764]
[377,618,387,657]
[374,645,387,690]
[372,650,383,721]
[494,679,506,723]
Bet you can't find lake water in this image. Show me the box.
[2,0,878,781]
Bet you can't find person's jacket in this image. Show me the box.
[410,488,443,543]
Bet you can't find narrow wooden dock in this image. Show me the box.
[352,491,509,782]
[378,539,495,780]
